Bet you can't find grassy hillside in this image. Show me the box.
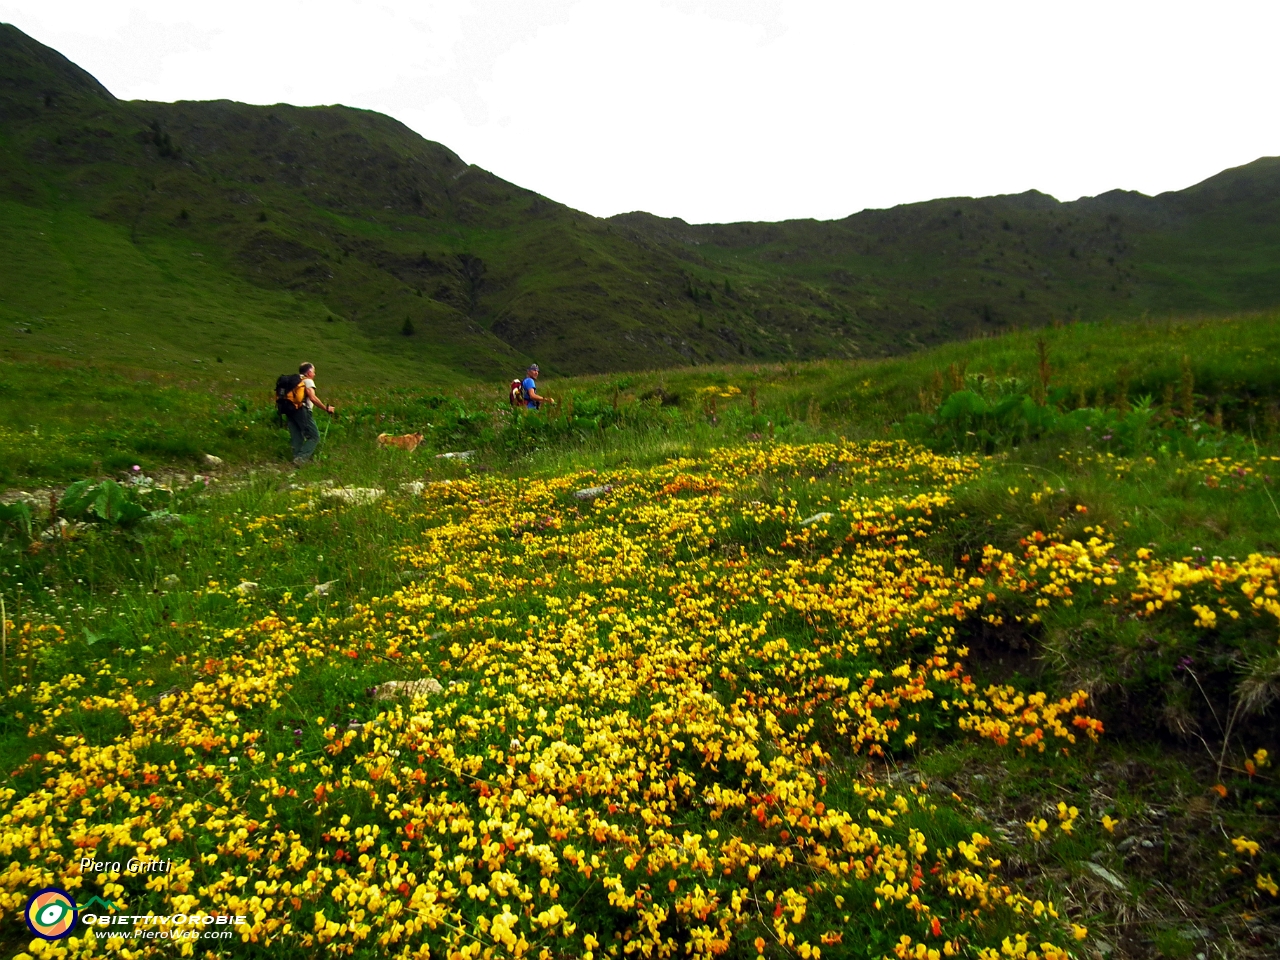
[0,197,478,387]
[612,156,1280,348]
[6,23,1280,382]
[0,23,730,379]
[3,309,1278,489]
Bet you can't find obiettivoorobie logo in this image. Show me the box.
[23,885,247,943]
[24,887,78,941]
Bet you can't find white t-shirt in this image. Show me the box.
[303,377,315,409]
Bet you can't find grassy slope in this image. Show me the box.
[615,157,1280,349]
[529,312,1280,450]
[1,23,850,377]
[0,197,470,386]
[3,311,1278,489]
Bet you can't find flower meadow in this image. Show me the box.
[2,441,1278,959]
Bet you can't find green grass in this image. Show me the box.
[0,197,472,387]
[4,310,1279,490]
[566,312,1280,435]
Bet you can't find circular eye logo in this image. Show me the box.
[25,887,78,940]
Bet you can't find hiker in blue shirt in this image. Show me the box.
[521,364,555,410]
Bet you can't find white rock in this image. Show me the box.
[400,481,425,496]
[1082,861,1127,891]
[234,581,258,595]
[321,486,384,506]
[800,512,833,527]
[162,574,180,587]
[435,450,475,460]
[307,580,338,598]
[573,484,614,500]
[371,677,444,701]
[203,454,224,467]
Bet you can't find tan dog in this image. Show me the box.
[377,432,424,453]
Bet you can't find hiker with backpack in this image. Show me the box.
[275,362,335,464]
[509,363,555,411]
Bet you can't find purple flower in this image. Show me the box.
[1175,656,1194,672]
[132,464,142,472]
[1101,434,1113,441]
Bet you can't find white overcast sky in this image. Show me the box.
[4,1,1278,224]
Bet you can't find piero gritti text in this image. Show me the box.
[80,857,179,874]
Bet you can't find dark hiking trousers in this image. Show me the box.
[287,407,320,462]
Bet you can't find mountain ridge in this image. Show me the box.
[3,22,1280,382]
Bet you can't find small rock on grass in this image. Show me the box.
[800,512,833,527]
[370,678,444,701]
[322,487,384,505]
[307,580,338,599]
[1081,861,1127,891]
[573,484,613,500]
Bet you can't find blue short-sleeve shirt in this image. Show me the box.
[522,377,538,409]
